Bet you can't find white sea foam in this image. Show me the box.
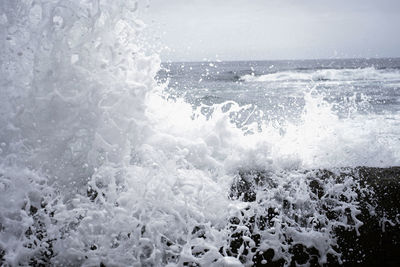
[0,1,399,266]
[241,67,400,83]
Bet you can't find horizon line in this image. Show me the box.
[161,56,400,64]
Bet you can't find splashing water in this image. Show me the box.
[1,1,400,266]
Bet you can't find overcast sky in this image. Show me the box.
[139,0,400,62]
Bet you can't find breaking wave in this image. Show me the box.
[241,67,400,82]
[0,1,399,266]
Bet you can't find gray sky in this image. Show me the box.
[140,0,400,62]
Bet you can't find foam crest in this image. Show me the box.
[242,67,400,82]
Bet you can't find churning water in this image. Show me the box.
[0,1,399,266]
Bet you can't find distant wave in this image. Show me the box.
[241,67,400,82]
[209,69,254,82]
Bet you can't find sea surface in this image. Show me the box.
[160,58,400,119]
[1,1,400,266]
[158,59,400,167]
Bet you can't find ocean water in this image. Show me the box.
[161,58,400,118]
[0,1,400,266]
[159,59,400,168]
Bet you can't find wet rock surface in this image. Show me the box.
[2,167,399,266]
[229,167,400,266]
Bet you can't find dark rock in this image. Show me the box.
[192,225,206,239]
[30,205,38,215]
[87,185,98,201]
[183,261,200,267]
[4,167,399,266]
[228,167,400,266]
[0,248,5,266]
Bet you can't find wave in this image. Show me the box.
[241,67,400,83]
[1,1,399,266]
